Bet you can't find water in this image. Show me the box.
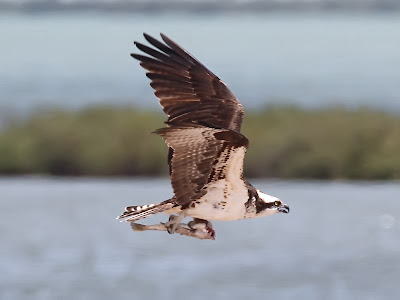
[1,177,399,299]
[1,13,400,116]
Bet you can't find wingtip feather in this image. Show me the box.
[143,32,153,41]
[160,33,171,45]
[130,53,143,60]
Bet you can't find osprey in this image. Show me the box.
[117,33,289,239]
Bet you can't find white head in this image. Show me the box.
[253,190,290,218]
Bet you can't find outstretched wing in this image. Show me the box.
[131,33,244,132]
[155,126,248,207]
[132,33,249,206]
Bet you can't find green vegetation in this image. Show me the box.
[1,106,400,179]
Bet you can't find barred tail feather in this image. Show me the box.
[116,199,175,222]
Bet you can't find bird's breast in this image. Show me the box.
[185,179,248,221]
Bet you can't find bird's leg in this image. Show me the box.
[163,212,186,234]
[188,218,215,240]
[131,222,214,240]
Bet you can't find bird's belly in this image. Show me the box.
[185,179,248,221]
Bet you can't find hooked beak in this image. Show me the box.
[278,204,290,214]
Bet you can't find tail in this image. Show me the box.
[116,199,176,222]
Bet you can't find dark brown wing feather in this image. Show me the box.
[131,33,245,132]
[155,126,249,207]
[132,33,248,205]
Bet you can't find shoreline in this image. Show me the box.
[1,105,399,180]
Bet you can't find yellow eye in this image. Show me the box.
[274,200,281,206]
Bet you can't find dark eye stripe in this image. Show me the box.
[255,200,274,213]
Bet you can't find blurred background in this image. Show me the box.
[1,1,399,299]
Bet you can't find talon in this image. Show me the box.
[163,214,177,227]
[169,221,182,234]
[163,214,186,234]
[166,223,181,234]
[169,214,178,222]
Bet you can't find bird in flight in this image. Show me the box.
[117,33,289,240]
